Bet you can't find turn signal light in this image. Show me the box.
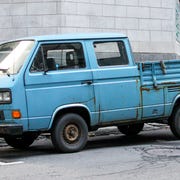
[12,110,21,119]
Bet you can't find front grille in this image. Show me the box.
[0,111,5,120]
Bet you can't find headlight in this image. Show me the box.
[0,90,12,104]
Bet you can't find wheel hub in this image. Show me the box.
[64,124,79,143]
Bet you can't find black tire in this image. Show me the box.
[170,106,180,138]
[51,113,88,153]
[118,123,144,136]
[4,133,38,149]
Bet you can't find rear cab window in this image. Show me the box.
[93,41,129,67]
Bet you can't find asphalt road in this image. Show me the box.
[0,124,180,180]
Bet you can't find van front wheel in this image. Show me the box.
[51,113,88,153]
[4,133,38,149]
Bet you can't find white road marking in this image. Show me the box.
[0,161,24,166]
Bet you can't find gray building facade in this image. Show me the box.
[0,0,179,61]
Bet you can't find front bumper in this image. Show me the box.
[0,124,23,137]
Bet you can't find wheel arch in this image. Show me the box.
[168,94,180,122]
[48,104,92,131]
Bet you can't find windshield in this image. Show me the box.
[0,40,35,75]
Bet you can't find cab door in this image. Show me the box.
[24,41,95,130]
[85,39,141,124]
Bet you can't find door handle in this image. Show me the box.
[81,80,93,85]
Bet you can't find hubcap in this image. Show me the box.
[64,124,79,143]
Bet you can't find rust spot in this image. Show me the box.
[141,87,150,92]
[142,63,145,71]
[98,104,101,124]
[160,82,177,85]
[93,97,96,105]
[160,61,166,74]
[141,86,161,91]
[154,87,161,91]
[136,79,139,88]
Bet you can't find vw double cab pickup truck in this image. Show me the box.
[0,33,180,153]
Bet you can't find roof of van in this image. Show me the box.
[22,33,127,42]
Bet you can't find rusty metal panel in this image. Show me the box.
[139,60,180,88]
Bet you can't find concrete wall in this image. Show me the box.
[0,0,178,60]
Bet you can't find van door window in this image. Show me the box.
[93,41,128,67]
[30,43,86,72]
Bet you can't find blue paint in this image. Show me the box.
[0,33,180,135]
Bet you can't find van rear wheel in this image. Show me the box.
[118,123,144,136]
[170,106,180,138]
[51,113,88,153]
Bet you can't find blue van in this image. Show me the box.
[0,33,180,153]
